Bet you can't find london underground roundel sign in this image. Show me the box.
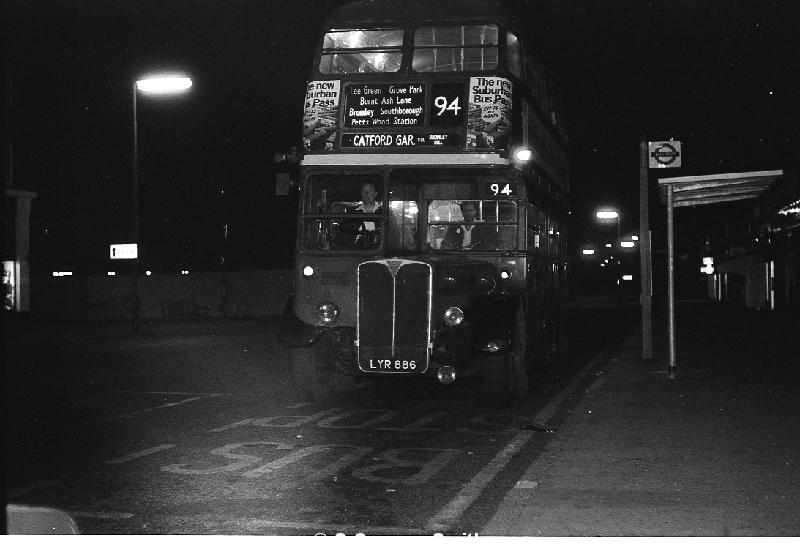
[648,140,682,169]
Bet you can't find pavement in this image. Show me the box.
[483,300,800,536]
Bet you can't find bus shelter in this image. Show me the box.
[657,170,784,377]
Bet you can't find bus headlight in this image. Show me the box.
[316,301,340,325]
[444,306,464,326]
[500,268,513,280]
[303,265,314,277]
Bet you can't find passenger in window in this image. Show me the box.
[340,181,382,248]
[441,201,496,250]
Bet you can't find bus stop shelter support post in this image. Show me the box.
[666,183,677,379]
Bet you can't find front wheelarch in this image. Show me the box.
[290,330,355,403]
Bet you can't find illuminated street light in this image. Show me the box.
[582,248,595,255]
[136,75,192,93]
[621,241,635,248]
[595,210,619,220]
[596,208,621,245]
[131,73,192,331]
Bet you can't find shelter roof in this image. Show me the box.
[658,170,783,208]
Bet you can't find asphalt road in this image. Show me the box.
[4,301,639,535]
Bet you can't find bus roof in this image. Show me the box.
[324,0,518,26]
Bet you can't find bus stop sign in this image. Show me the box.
[649,141,682,169]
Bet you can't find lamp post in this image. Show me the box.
[596,209,621,246]
[131,74,192,332]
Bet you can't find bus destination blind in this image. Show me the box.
[344,83,425,128]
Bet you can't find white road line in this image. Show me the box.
[100,390,223,396]
[99,395,221,422]
[105,444,177,464]
[426,430,534,532]
[233,519,430,536]
[506,344,614,494]
[70,511,135,519]
[7,480,61,499]
[530,343,611,429]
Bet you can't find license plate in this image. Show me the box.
[363,358,419,372]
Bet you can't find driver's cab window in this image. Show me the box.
[303,175,383,250]
[424,182,517,251]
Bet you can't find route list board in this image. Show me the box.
[344,83,425,128]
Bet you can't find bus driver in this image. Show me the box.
[340,181,382,248]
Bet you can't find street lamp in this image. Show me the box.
[131,74,192,331]
[596,209,620,246]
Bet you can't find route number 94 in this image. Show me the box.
[488,182,515,197]
[433,96,461,116]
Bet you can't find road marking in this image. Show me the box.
[426,430,534,532]
[515,480,539,489]
[101,390,223,396]
[105,444,177,464]
[308,446,374,482]
[209,409,339,432]
[377,412,447,432]
[351,448,460,486]
[226,518,430,536]
[316,409,401,429]
[99,395,221,423]
[162,441,294,475]
[529,344,611,429]
[244,444,373,479]
[7,480,61,499]
[70,511,135,519]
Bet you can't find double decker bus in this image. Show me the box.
[279,0,569,405]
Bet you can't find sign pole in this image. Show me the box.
[639,134,653,360]
[131,83,140,333]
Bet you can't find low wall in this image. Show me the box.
[29,269,294,321]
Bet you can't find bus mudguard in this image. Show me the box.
[465,294,521,355]
[278,297,324,348]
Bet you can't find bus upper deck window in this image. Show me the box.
[319,28,404,74]
[412,24,498,72]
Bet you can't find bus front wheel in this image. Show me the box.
[481,305,528,406]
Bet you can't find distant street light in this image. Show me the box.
[131,73,192,331]
[596,209,621,245]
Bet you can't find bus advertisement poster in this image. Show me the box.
[303,80,341,151]
[467,76,512,150]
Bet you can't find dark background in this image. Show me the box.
[4,0,798,274]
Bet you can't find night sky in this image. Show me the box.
[4,0,799,274]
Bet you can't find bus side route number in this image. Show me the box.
[483,182,516,197]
